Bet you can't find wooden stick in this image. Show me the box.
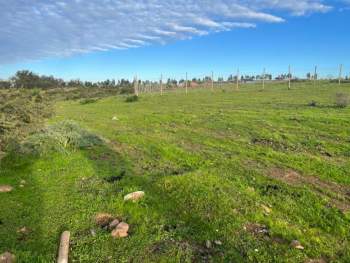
[211,71,214,91]
[57,231,70,263]
[185,72,188,94]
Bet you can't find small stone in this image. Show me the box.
[305,259,327,263]
[19,185,24,188]
[214,240,222,246]
[124,191,145,202]
[94,213,114,227]
[108,219,120,230]
[261,204,272,214]
[112,116,119,121]
[90,229,96,237]
[205,240,212,249]
[0,252,15,263]
[111,222,129,238]
[20,180,26,185]
[290,240,304,250]
[17,227,30,235]
[0,185,13,193]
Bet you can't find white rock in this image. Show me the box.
[214,240,222,246]
[124,191,145,202]
[290,240,304,250]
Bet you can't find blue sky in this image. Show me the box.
[0,0,349,81]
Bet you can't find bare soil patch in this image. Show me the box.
[268,168,350,212]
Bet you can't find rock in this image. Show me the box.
[290,240,304,250]
[245,223,269,236]
[0,252,15,263]
[17,227,30,235]
[305,259,327,263]
[124,191,145,202]
[90,229,96,237]
[94,213,114,227]
[261,204,272,215]
[214,240,222,246]
[20,180,26,185]
[111,222,129,238]
[108,219,120,230]
[112,116,119,121]
[205,240,212,249]
[0,185,13,193]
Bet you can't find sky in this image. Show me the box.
[0,0,349,81]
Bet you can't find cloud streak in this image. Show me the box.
[0,0,335,63]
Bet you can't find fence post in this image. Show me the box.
[339,64,343,86]
[262,68,266,90]
[160,74,163,95]
[211,71,214,91]
[134,75,139,96]
[288,65,291,90]
[236,68,240,91]
[185,72,188,94]
[314,65,317,87]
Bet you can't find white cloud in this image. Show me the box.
[0,0,335,63]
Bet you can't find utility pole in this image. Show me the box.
[262,68,266,90]
[339,64,343,86]
[211,71,214,91]
[288,65,291,90]
[160,74,163,95]
[236,68,240,91]
[185,72,188,94]
[314,65,317,87]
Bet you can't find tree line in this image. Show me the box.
[0,70,134,90]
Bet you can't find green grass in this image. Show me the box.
[1,82,350,262]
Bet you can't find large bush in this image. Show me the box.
[21,121,104,156]
[0,89,51,157]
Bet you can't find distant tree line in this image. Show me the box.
[1,70,349,90]
[0,70,133,90]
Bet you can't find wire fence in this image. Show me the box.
[131,65,349,95]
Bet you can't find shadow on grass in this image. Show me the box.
[0,153,48,262]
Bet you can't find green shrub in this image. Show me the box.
[21,121,103,156]
[125,95,139,103]
[335,93,349,108]
[80,98,99,105]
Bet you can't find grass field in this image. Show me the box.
[1,82,350,262]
